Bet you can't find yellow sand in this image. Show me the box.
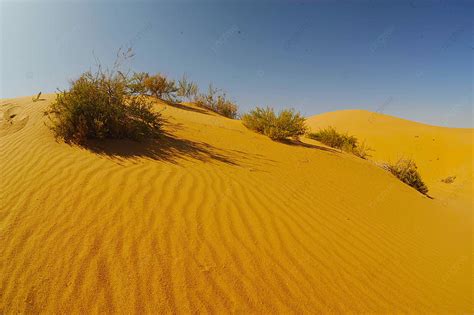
[1,96,472,313]
[307,110,474,210]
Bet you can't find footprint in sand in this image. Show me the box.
[0,105,29,137]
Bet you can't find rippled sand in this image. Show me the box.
[1,95,472,313]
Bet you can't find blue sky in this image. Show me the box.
[1,0,472,127]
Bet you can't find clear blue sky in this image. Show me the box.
[1,0,472,127]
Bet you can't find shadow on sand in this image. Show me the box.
[161,99,212,116]
[84,130,239,165]
[278,139,340,153]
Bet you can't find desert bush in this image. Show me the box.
[384,158,429,195]
[195,84,238,119]
[45,70,161,144]
[127,72,150,95]
[242,106,307,141]
[307,127,372,159]
[441,175,456,184]
[307,126,357,150]
[346,140,372,159]
[143,73,178,101]
[177,74,198,101]
[215,95,238,119]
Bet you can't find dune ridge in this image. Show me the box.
[1,96,472,313]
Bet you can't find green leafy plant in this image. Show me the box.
[242,106,307,141]
[384,158,429,195]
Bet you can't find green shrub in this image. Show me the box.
[45,70,162,144]
[384,158,429,195]
[307,126,357,150]
[195,84,238,119]
[242,106,307,141]
[307,127,373,159]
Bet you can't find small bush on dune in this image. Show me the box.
[128,72,150,95]
[349,140,372,159]
[215,95,238,119]
[307,126,357,150]
[194,84,218,109]
[242,106,307,141]
[307,126,372,159]
[45,70,162,144]
[143,73,178,102]
[177,74,199,101]
[441,175,456,184]
[195,84,238,119]
[384,158,429,195]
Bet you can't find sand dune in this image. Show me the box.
[307,110,473,210]
[1,96,472,313]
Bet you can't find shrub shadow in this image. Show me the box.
[278,139,340,153]
[81,119,236,165]
[160,99,211,116]
[84,130,239,165]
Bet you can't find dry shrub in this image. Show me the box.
[347,140,372,159]
[242,106,307,141]
[307,126,372,159]
[307,126,357,149]
[177,75,198,101]
[384,158,429,195]
[195,84,238,119]
[45,70,161,145]
[441,176,456,184]
[128,72,149,95]
[143,73,178,101]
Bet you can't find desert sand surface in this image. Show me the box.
[1,95,472,313]
[307,110,474,210]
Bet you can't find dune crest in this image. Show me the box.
[1,96,472,313]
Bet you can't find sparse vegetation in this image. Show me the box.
[348,140,372,159]
[242,106,307,141]
[307,126,357,149]
[45,69,161,144]
[195,84,238,119]
[177,74,199,101]
[307,126,372,159]
[383,158,429,195]
[127,72,149,95]
[441,175,456,184]
[143,73,178,102]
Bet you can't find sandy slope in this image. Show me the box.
[307,110,473,210]
[1,96,472,313]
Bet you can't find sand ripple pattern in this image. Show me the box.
[0,95,472,313]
